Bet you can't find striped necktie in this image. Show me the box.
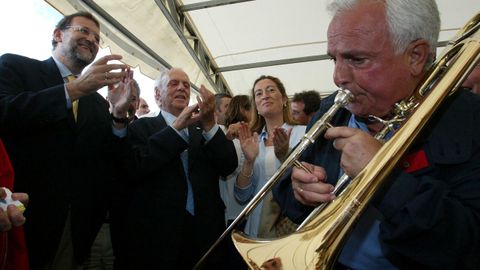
[66,75,78,121]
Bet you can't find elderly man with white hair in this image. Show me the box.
[125,68,237,269]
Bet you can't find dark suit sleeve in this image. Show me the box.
[202,127,237,177]
[0,54,68,133]
[128,119,189,176]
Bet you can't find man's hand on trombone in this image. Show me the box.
[326,126,382,178]
[292,162,335,207]
[292,126,382,207]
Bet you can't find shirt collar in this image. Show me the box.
[348,115,369,132]
[160,109,177,126]
[347,115,395,141]
[52,56,78,78]
[259,122,291,141]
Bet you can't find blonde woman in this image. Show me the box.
[235,75,306,237]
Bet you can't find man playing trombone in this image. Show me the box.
[274,0,480,269]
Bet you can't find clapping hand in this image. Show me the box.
[172,103,201,131]
[108,82,134,117]
[225,121,248,140]
[196,85,216,131]
[172,85,216,132]
[107,67,136,120]
[272,127,292,161]
[238,124,259,163]
[66,55,128,101]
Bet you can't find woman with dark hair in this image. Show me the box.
[220,94,252,225]
[223,95,251,140]
[234,75,306,238]
[224,95,251,126]
[219,95,251,269]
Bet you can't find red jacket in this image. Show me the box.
[0,139,28,270]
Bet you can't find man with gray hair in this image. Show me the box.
[274,0,480,269]
[125,68,237,269]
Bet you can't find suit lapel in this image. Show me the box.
[158,113,191,183]
[156,113,195,173]
[155,113,168,131]
[41,57,78,127]
[41,58,63,87]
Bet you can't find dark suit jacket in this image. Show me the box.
[126,113,237,269]
[0,54,124,267]
[274,89,480,269]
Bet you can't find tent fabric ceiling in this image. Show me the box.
[45,0,479,97]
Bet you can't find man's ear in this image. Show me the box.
[407,39,431,76]
[154,87,161,101]
[53,28,63,44]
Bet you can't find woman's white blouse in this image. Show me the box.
[235,123,306,237]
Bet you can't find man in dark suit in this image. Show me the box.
[0,12,132,269]
[125,68,237,269]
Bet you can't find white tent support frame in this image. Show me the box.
[46,0,477,97]
[180,0,255,12]
[101,0,450,90]
[81,0,210,92]
[153,0,234,94]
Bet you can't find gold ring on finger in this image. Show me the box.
[105,72,108,81]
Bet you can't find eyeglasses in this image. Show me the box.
[65,25,101,45]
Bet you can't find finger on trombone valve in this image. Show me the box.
[293,160,312,174]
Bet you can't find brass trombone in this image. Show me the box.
[231,12,480,270]
[195,12,480,270]
[193,89,354,269]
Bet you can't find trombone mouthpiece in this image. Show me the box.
[335,89,354,107]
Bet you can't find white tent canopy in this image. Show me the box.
[45,0,479,97]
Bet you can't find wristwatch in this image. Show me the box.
[111,113,129,124]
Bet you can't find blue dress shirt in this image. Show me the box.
[337,115,398,270]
